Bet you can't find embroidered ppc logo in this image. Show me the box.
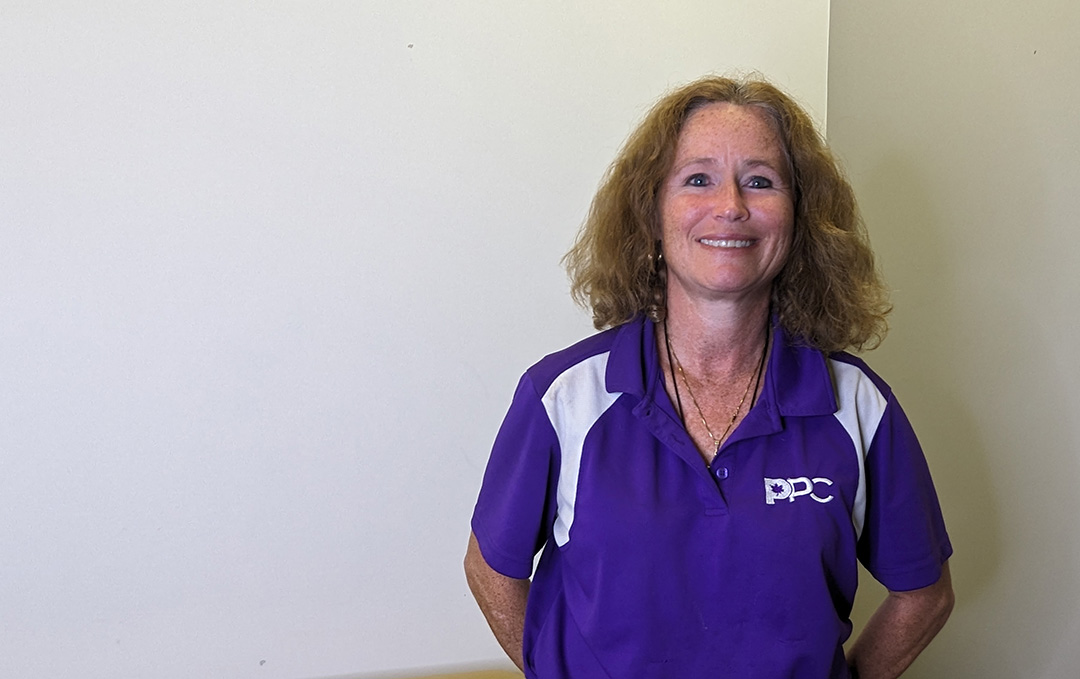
[764,477,835,505]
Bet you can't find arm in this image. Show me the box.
[464,532,530,672]
[846,562,955,679]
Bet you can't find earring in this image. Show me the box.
[648,248,663,274]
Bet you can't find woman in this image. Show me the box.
[465,76,953,679]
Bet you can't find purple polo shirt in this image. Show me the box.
[471,317,952,679]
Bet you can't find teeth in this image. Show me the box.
[700,238,753,248]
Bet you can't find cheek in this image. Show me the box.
[657,203,682,242]
[777,220,796,265]
[779,221,794,253]
[767,207,796,261]
[660,196,705,234]
[773,202,796,242]
[781,215,795,244]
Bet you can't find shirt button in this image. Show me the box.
[713,466,729,480]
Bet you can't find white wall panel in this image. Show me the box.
[0,2,829,677]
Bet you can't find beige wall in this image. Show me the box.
[0,3,829,677]
[828,1,1080,676]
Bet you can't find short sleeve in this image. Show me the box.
[470,372,560,580]
[857,392,953,591]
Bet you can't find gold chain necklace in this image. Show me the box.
[664,323,769,463]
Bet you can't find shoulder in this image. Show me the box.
[524,321,635,396]
[825,355,931,452]
[820,351,902,456]
[826,351,896,403]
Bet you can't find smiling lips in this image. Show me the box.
[699,237,755,248]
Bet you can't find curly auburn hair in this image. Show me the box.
[563,75,891,353]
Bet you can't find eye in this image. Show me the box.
[684,173,710,187]
[746,175,774,189]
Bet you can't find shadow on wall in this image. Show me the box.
[846,151,1080,678]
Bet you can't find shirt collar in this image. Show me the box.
[605,315,838,418]
[606,316,655,398]
[765,318,838,417]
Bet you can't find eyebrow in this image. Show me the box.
[672,157,786,174]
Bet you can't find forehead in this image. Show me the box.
[674,102,786,161]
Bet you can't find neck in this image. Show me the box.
[661,288,772,373]
[658,299,772,466]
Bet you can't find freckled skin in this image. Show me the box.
[846,563,955,678]
[464,532,528,672]
[659,102,795,314]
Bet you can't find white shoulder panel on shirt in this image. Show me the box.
[541,352,621,548]
[828,358,888,541]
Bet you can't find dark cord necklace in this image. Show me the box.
[662,314,770,466]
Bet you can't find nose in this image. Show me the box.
[714,180,749,222]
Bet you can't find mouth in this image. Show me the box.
[699,238,754,248]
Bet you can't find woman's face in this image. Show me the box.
[658,102,795,309]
